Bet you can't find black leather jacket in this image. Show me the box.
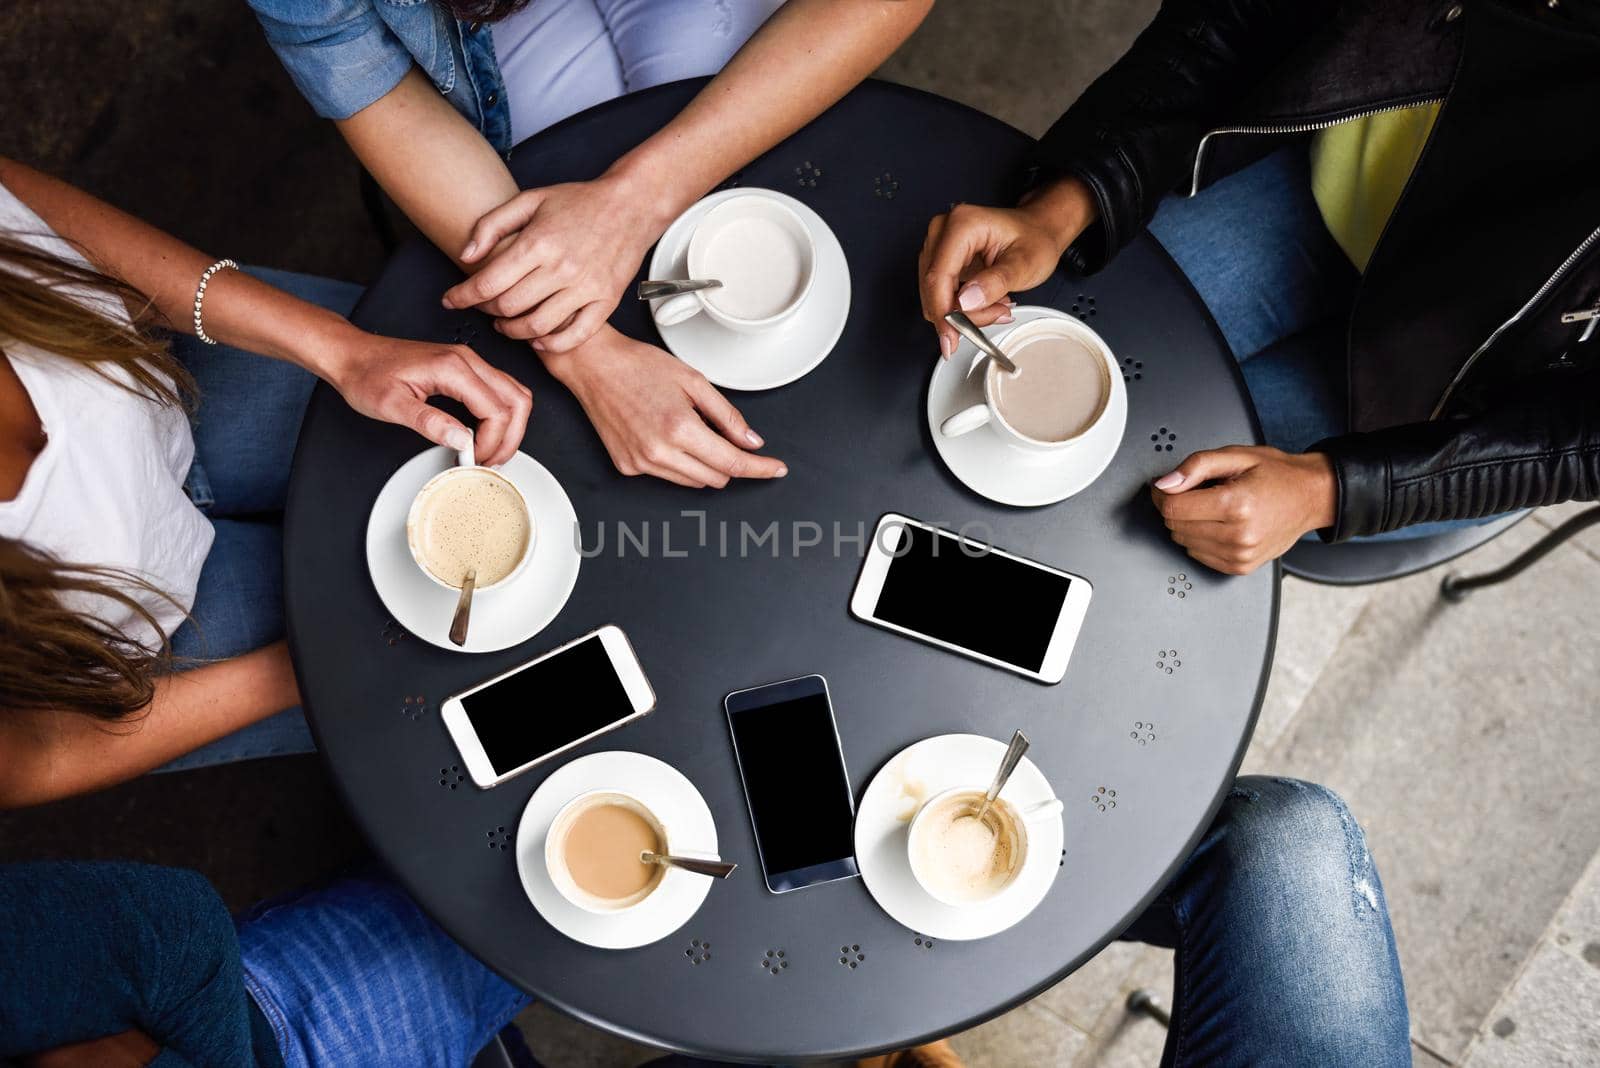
[1034,0,1600,540]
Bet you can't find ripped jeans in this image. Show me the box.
[1119,777,1411,1066]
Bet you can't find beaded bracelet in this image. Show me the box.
[192,259,238,345]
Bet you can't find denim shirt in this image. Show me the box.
[248,0,514,154]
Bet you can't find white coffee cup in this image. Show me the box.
[651,194,816,333]
[545,789,671,915]
[907,787,1064,908]
[939,316,1115,453]
[404,453,535,593]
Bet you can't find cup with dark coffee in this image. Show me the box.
[906,787,1063,907]
[545,790,671,914]
[404,462,534,592]
[939,317,1114,452]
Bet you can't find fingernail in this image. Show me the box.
[1153,471,1183,490]
[446,427,473,453]
[530,338,545,351]
[441,295,454,309]
[775,465,788,478]
[463,241,478,259]
[1004,298,1017,307]
[939,333,954,358]
[997,312,1014,324]
[958,284,985,311]
[745,429,764,448]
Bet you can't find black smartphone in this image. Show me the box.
[725,674,860,893]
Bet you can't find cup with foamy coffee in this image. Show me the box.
[939,317,1115,452]
[545,790,671,914]
[405,461,534,592]
[907,787,1064,907]
[651,195,816,332]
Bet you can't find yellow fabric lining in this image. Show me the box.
[1309,102,1442,272]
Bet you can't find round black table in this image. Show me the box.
[284,79,1276,1062]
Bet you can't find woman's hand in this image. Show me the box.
[23,1030,159,1068]
[543,327,786,488]
[442,173,669,355]
[918,177,1097,356]
[320,331,533,467]
[1151,447,1338,575]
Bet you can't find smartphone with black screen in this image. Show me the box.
[440,625,655,788]
[850,513,1092,684]
[725,674,860,893]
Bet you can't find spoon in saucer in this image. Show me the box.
[971,729,1030,824]
[638,278,723,300]
[448,568,476,648]
[944,310,1018,375]
[641,851,739,879]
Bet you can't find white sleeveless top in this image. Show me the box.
[0,180,212,652]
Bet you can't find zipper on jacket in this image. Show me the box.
[1188,99,1446,196]
[1430,224,1600,418]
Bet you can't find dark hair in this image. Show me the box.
[436,0,533,21]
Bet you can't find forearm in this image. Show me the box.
[337,67,520,267]
[1314,374,1600,541]
[0,157,363,380]
[0,643,299,808]
[603,0,933,227]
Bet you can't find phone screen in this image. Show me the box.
[461,634,635,776]
[727,679,857,889]
[875,523,1071,673]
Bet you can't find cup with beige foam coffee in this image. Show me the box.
[939,317,1115,452]
[405,459,535,593]
[545,790,672,914]
[907,787,1064,907]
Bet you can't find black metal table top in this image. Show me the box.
[283,79,1276,1062]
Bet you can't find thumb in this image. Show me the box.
[396,395,475,454]
[956,264,1016,313]
[460,189,543,263]
[1153,448,1256,493]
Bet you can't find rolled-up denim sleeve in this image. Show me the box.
[247,0,415,120]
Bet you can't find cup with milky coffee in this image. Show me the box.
[907,787,1064,908]
[405,462,534,592]
[939,317,1114,452]
[545,790,671,914]
[651,194,816,333]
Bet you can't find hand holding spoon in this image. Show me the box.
[641,851,738,879]
[972,729,1030,824]
[448,568,476,647]
[944,310,1018,375]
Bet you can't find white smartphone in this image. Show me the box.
[440,625,656,788]
[850,513,1093,685]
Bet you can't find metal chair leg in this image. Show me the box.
[1127,988,1171,1028]
[1441,505,1600,602]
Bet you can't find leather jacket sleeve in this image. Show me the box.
[1313,370,1600,541]
[1033,0,1339,274]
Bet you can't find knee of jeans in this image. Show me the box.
[1225,776,1384,913]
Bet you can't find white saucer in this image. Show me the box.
[515,751,720,950]
[647,188,851,392]
[855,733,1064,942]
[365,447,580,653]
[926,306,1128,507]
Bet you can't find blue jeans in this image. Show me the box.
[160,268,362,770]
[1121,777,1410,1066]
[1148,148,1498,541]
[238,875,532,1067]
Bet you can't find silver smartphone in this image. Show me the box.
[725,674,860,893]
[441,625,655,788]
